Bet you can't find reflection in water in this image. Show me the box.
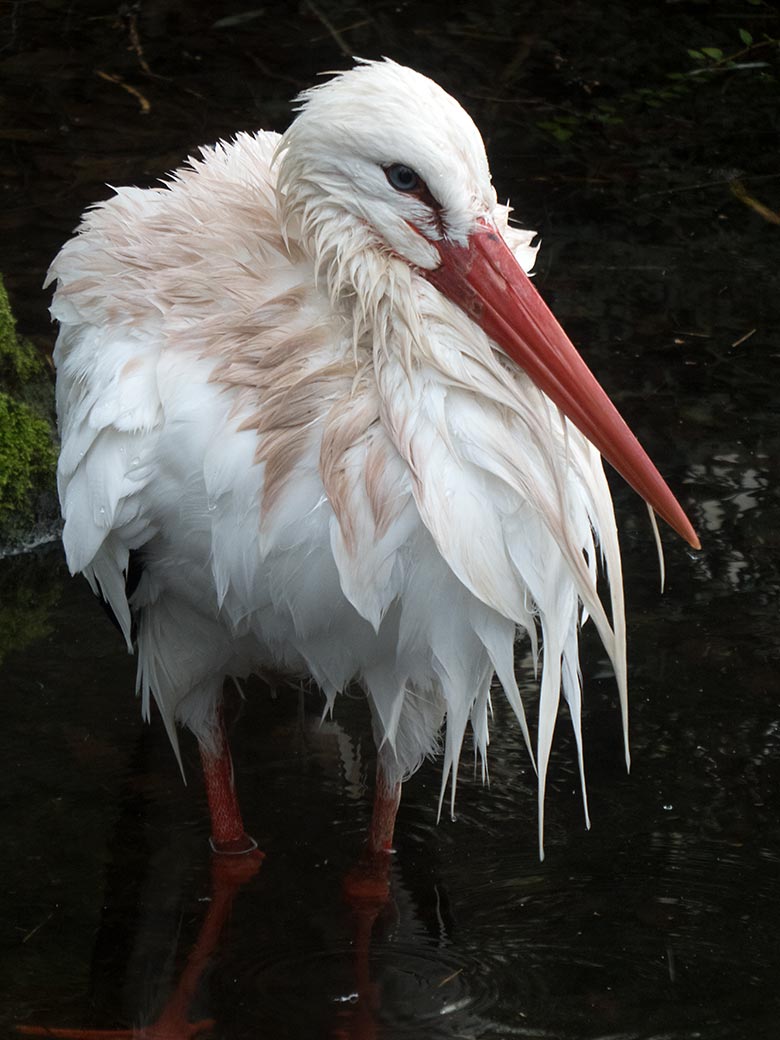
[19,853,263,1040]
[10,699,500,1040]
[694,458,767,535]
[5,563,780,1040]
[5,477,780,1036]
[686,454,769,592]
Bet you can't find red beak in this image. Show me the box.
[422,221,700,550]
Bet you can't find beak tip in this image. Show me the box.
[675,514,700,551]
[429,225,703,556]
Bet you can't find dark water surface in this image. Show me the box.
[2,2,780,1037]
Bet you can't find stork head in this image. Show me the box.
[278,59,495,270]
[277,60,699,549]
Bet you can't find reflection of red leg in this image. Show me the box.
[199,708,258,856]
[336,764,402,1039]
[17,850,263,1040]
[143,851,263,1037]
[17,1030,139,1038]
[17,1030,139,1039]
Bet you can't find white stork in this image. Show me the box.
[47,59,698,861]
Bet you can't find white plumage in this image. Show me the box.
[47,60,697,857]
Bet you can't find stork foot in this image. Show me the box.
[209,844,265,889]
[342,852,392,908]
[208,832,261,857]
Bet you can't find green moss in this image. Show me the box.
[0,393,57,520]
[0,279,47,386]
[0,275,57,540]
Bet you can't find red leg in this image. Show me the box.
[198,708,259,856]
[342,761,401,907]
[366,767,401,857]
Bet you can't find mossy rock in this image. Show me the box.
[0,275,58,547]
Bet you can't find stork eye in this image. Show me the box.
[385,164,421,193]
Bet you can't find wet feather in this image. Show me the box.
[49,59,629,855]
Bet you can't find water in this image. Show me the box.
[2,2,780,1037]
